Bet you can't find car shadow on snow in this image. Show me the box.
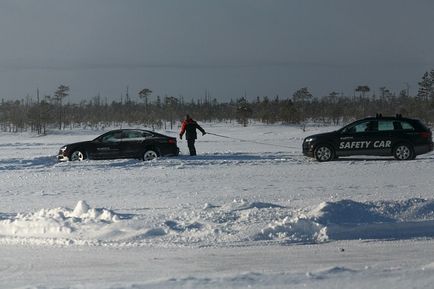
[70,152,302,168]
[176,152,301,162]
[333,154,434,162]
[3,151,432,170]
[334,157,397,162]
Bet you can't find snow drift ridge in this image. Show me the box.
[2,198,434,247]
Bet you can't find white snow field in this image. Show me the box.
[1,122,434,288]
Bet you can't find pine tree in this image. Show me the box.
[417,72,431,101]
[54,85,70,129]
[235,97,252,127]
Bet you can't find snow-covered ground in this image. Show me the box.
[1,122,434,288]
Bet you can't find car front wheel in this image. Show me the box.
[314,145,334,162]
[393,144,413,160]
[70,150,85,161]
[143,149,158,161]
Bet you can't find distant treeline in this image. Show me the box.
[1,70,434,134]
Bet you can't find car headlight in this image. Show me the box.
[59,145,67,151]
[304,137,315,143]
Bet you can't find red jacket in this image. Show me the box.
[179,118,205,140]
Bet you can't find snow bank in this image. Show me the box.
[0,200,121,245]
[254,216,328,243]
[254,198,434,243]
[310,198,434,224]
[3,198,434,247]
[312,198,434,240]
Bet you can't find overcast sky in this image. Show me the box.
[1,0,434,102]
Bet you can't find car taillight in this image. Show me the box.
[419,131,432,139]
[168,138,176,144]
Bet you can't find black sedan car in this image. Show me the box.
[58,129,179,161]
[303,115,433,161]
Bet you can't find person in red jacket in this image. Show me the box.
[179,114,206,156]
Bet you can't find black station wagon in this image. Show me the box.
[303,115,433,161]
[58,129,179,161]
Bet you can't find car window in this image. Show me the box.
[392,121,403,130]
[101,131,122,142]
[344,120,377,133]
[124,131,142,139]
[378,120,394,131]
[123,130,149,141]
[400,121,414,130]
[365,121,378,132]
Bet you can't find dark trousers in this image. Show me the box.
[187,139,197,156]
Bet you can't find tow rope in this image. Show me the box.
[205,132,299,150]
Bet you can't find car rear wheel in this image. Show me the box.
[393,144,413,160]
[314,145,334,162]
[70,150,85,161]
[143,149,158,161]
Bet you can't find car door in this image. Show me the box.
[374,120,396,155]
[120,130,148,158]
[337,120,379,156]
[91,131,123,159]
